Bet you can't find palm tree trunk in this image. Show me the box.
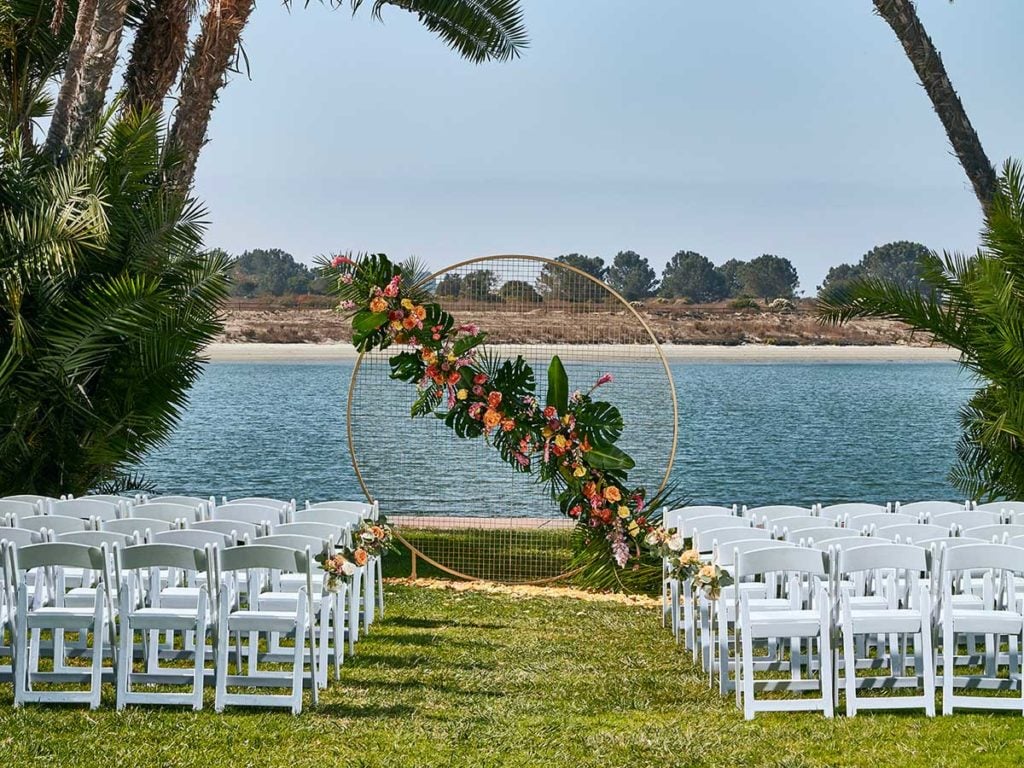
[44,0,100,157]
[67,0,131,150]
[873,0,997,211]
[122,0,192,115]
[168,0,255,191]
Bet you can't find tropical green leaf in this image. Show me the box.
[584,441,635,472]
[545,355,568,414]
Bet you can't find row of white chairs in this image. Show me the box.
[663,503,1024,719]
[0,495,384,712]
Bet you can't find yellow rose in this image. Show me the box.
[699,564,716,580]
[628,522,640,537]
[573,466,586,478]
[617,505,630,519]
[390,320,402,330]
[456,388,468,401]
[554,434,567,449]
[562,414,571,425]
[680,549,700,567]
[602,486,622,503]
[401,298,414,310]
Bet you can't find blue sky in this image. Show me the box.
[192,0,1024,293]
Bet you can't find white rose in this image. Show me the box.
[667,532,685,552]
[341,560,357,576]
[644,531,659,547]
[360,532,375,542]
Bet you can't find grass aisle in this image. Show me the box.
[2,584,1023,767]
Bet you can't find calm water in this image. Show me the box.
[139,360,971,512]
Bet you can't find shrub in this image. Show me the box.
[729,297,761,311]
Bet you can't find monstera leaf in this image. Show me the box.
[411,387,442,418]
[390,351,425,383]
[352,310,388,351]
[574,399,624,445]
[585,440,635,472]
[493,356,536,402]
[546,355,568,414]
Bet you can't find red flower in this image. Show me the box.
[473,373,488,385]
[543,406,556,419]
[487,391,502,409]
[568,505,582,518]
[331,255,353,267]
[447,371,461,385]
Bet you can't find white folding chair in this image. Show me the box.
[712,539,798,694]
[975,501,1024,520]
[734,545,833,719]
[214,544,317,714]
[932,510,1004,530]
[0,500,41,519]
[962,524,1024,542]
[117,543,213,710]
[938,542,1024,714]
[3,495,56,508]
[293,508,366,640]
[773,517,837,541]
[835,542,935,716]
[213,503,283,533]
[192,519,261,543]
[103,517,176,541]
[15,514,94,537]
[253,533,344,686]
[845,512,919,532]
[7,542,112,709]
[225,497,293,517]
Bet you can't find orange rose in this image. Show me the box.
[487,391,503,408]
[369,297,388,313]
[501,418,516,432]
[582,482,597,498]
[603,486,622,503]
[413,305,427,320]
[402,315,418,330]
[483,409,502,430]
[353,548,368,567]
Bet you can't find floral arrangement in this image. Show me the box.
[315,549,361,593]
[324,253,682,572]
[353,521,397,558]
[645,528,733,600]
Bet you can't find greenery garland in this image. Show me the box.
[325,253,683,580]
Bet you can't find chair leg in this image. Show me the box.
[90,606,104,711]
[117,621,132,710]
[942,621,954,715]
[215,619,229,713]
[844,625,857,717]
[820,626,834,718]
[921,627,936,717]
[375,557,384,614]
[193,618,208,711]
[741,628,756,720]
[13,616,27,707]
[292,608,307,715]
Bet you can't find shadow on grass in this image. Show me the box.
[385,617,508,631]
[348,654,497,672]
[357,678,505,698]
[311,702,420,719]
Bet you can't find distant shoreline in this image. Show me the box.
[203,342,958,364]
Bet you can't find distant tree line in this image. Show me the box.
[219,242,931,305]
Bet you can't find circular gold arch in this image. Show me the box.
[345,254,679,583]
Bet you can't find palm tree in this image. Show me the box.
[818,159,1024,500]
[166,0,528,189]
[872,0,996,211]
[0,109,230,494]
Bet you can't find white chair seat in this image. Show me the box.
[226,610,300,632]
[158,587,206,610]
[722,597,790,622]
[26,606,98,629]
[841,608,923,634]
[747,609,822,636]
[128,607,202,631]
[258,591,326,613]
[951,609,1024,635]
[951,594,984,609]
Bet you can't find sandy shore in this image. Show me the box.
[204,342,957,364]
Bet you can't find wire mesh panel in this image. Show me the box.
[347,255,677,583]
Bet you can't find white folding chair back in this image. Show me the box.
[663,505,737,531]
[153,529,234,550]
[102,517,175,541]
[192,519,261,543]
[896,500,968,519]
[818,502,889,521]
[693,526,769,553]
[132,502,202,525]
[932,510,1003,529]
[293,508,361,537]
[213,503,283,531]
[226,497,294,516]
[0,500,41,518]
[51,498,122,522]
[3,494,56,507]
[962,524,1024,542]
[975,501,1024,520]
[742,505,815,522]
[305,500,377,521]
[874,523,952,543]
[845,512,918,531]
[15,514,93,536]
[271,522,345,545]
[772,517,833,539]
[679,515,749,538]
[147,496,215,517]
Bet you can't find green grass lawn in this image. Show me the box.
[2,584,1024,767]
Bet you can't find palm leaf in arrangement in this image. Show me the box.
[818,159,1024,502]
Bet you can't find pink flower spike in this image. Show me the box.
[331,255,354,267]
[594,373,613,388]
[341,273,353,284]
[458,323,480,336]
[340,300,356,310]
